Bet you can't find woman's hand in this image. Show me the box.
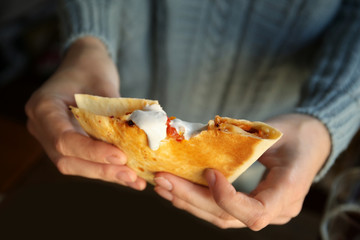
[154,114,331,230]
[25,37,146,190]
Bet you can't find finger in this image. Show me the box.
[263,200,302,225]
[57,130,127,165]
[270,216,293,225]
[56,155,146,190]
[154,176,296,228]
[154,173,221,213]
[26,93,127,165]
[126,179,147,191]
[154,185,244,229]
[205,169,271,231]
[274,199,303,223]
[154,173,244,228]
[249,166,305,218]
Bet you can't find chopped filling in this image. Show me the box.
[166,117,184,142]
[128,104,206,150]
[127,107,271,150]
[236,124,266,138]
[214,116,269,139]
[170,117,207,140]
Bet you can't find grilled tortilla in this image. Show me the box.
[70,94,282,186]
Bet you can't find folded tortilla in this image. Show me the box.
[70,94,282,186]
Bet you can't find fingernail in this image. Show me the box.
[206,169,216,187]
[106,155,126,165]
[127,181,146,191]
[154,177,173,191]
[116,171,136,182]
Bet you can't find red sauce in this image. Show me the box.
[166,117,184,142]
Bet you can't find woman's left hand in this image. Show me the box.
[154,114,331,230]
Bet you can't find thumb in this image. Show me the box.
[204,169,237,202]
[204,169,267,230]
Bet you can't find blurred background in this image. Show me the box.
[0,1,359,239]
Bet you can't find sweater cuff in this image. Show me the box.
[295,0,360,181]
[58,0,121,61]
[295,91,360,182]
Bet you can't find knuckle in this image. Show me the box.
[29,94,52,118]
[55,134,66,155]
[75,136,106,164]
[173,188,192,203]
[97,164,115,181]
[214,194,235,212]
[216,197,229,210]
[99,164,111,179]
[279,217,292,225]
[85,141,102,163]
[213,186,237,209]
[213,219,232,229]
[213,213,237,229]
[56,158,70,175]
[289,203,302,218]
[24,100,34,119]
[171,197,187,210]
[292,208,301,218]
[216,210,233,222]
[247,211,269,231]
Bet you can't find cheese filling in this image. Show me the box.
[129,104,206,150]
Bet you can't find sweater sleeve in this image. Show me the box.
[295,0,360,181]
[58,0,121,60]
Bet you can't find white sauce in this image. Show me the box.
[129,104,206,150]
[129,104,167,150]
[170,119,207,140]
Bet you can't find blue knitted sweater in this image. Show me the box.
[59,0,360,180]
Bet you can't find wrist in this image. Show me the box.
[57,36,120,92]
[60,36,111,71]
[298,114,331,172]
[267,114,331,179]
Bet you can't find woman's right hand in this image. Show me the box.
[25,37,146,190]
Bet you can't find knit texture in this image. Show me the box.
[58,0,122,60]
[296,0,360,180]
[59,0,360,180]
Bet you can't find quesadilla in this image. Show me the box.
[70,94,282,186]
